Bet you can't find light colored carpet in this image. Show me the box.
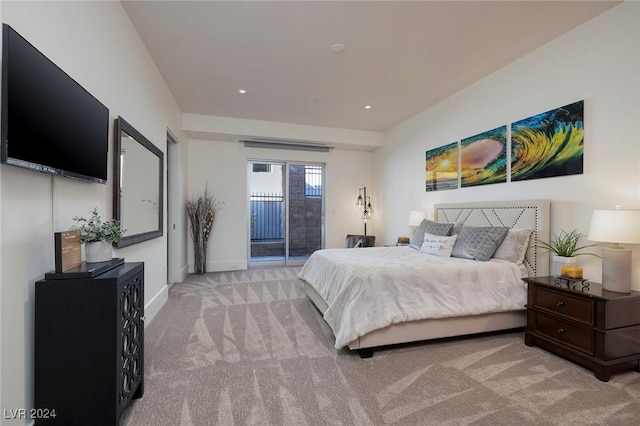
[122,267,640,425]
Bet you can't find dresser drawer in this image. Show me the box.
[536,313,594,355]
[535,287,594,325]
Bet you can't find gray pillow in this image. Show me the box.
[452,226,510,261]
[409,219,454,249]
[450,221,465,235]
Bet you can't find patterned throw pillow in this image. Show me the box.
[409,219,455,249]
[451,226,510,261]
[420,233,458,257]
[492,228,533,264]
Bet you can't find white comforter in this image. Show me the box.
[298,246,527,349]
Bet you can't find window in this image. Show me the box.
[252,163,272,173]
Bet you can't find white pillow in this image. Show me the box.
[420,233,458,257]
[492,228,533,264]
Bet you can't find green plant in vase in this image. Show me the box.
[71,208,125,262]
[536,229,598,276]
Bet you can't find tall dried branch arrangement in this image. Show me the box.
[186,186,220,274]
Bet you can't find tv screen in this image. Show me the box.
[1,24,109,184]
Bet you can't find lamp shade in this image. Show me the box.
[588,209,640,244]
[408,210,426,227]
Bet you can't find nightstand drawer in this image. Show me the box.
[525,276,640,381]
[536,313,594,355]
[535,287,594,325]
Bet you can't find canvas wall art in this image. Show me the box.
[425,142,458,191]
[460,125,507,187]
[511,100,584,182]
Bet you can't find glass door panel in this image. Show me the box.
[249,162,285,263]
[287,164,323,263]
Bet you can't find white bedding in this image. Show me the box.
[298,246,528,349]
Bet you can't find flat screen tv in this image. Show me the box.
[1,24,109,184]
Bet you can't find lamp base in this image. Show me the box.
[602,246,632,293]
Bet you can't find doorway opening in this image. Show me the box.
[248,161,325,266]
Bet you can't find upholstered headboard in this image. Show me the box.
[435,199,550,277]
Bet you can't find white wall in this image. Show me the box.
[0,1,186,422]
[186,139,374,272]
[375,2,640,289]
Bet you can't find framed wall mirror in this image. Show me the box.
[113,116,163,248]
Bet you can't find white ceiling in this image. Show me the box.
[122,1,619,133]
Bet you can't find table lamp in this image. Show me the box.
[588,208,640,293]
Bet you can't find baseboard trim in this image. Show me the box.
[144,284,168,327]
[188,259,248,273]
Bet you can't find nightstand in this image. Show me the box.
[524,276,640,382]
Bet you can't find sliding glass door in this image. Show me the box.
[249,161,324,266]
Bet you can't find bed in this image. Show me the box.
[298,199,550,357]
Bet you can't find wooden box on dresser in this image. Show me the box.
[34,262,144,425]
[525,276,640,382]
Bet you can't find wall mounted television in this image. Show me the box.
[1,24,109,184]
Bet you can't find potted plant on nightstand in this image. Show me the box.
[536,229,598,276]
[72,208,125,263]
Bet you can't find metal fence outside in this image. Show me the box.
[250,193,284,242]
[305,166,323,198]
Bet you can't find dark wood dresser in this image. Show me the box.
[35,262,144,425]
[525,276,640,381]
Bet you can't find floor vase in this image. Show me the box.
[193,240,207,275]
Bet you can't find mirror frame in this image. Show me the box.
[113,116,164,248]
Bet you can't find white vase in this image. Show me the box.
[551,255,577,276]
[85,241,112,263]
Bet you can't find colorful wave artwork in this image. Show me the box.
[460,125,507,187]
[426,142,458,191]
[511,100,584,182]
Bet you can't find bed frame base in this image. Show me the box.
[302,279,526,356]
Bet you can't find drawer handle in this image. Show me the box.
[557,328,565,334]
[556,301,565,307]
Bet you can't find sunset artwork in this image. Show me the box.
[426,142,458,191]
[460,126,507,187]
[511,100,584,181]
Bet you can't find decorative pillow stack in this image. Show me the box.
[451,226,510,261]
[409,219,455,250]
[420,233,458,257]
[413,220,532,263]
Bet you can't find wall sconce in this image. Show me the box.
[588,207,640,293]
[356,186,373,235]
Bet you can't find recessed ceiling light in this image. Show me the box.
[364,105,372,110]
[238,89,247,94]
[331,43,345,53]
